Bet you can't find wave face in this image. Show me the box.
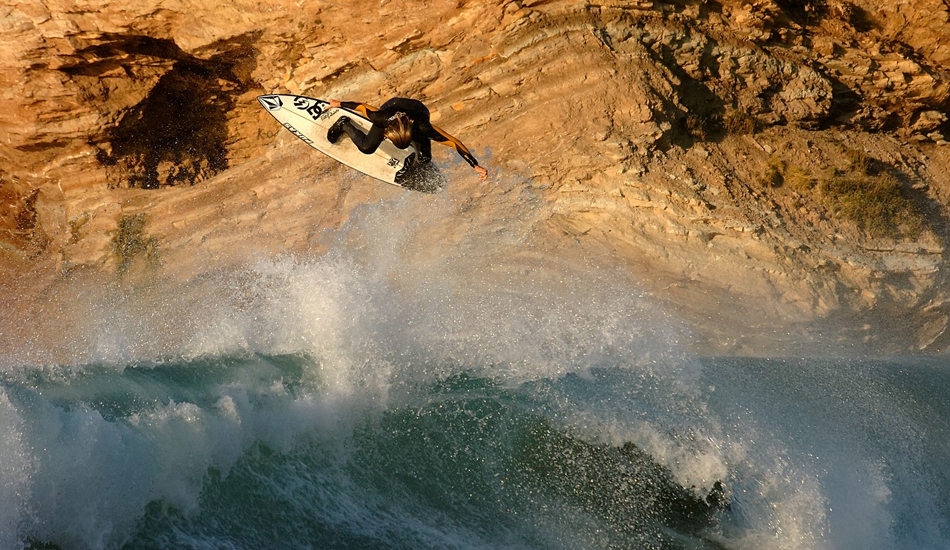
[2,185,949,549]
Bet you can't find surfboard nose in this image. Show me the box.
[258,95,283,112]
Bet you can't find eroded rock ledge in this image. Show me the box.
[2,0,950,354]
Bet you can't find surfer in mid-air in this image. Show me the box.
[326,97,489,181]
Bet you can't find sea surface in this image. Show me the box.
[2,176,949,549]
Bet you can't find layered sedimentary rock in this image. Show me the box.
[1,0,949,353]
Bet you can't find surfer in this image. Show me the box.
[326,98,489,181]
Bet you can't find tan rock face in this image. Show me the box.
[1,0,950,354]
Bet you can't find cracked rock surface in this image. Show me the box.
[2,0,950,354]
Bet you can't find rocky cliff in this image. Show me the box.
[2,0,950,355]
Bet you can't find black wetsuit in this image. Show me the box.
[337,98,480,168]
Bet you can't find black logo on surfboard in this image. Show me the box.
[293,96,324,120]
[259,95,282,112]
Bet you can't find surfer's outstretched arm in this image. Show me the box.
[426,126,487,181]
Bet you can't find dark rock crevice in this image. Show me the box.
[73,33,261,189]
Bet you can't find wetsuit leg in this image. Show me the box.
[341,120,386,154]
[413,137,432,163]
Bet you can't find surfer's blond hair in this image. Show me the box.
[384,112,413,149]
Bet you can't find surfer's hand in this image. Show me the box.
[475,165,488,181]
[328,99,341,109]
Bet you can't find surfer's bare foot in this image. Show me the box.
[327,117,349,143]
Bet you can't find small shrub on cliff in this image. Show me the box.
[784,163,816,191]
[112,213,159,271]
[723,109,759,135]
[758,156,786,188]
[843,147,873,175]
[67,213,91,245]
[757,157,815,190]
[819,171,921,238]
[685,113,721,141]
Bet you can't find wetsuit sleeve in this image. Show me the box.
[425,124,480,168]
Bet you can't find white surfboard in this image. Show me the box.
[257,94,418,187]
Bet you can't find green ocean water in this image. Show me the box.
[4,351,949,550]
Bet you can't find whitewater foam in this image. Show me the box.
[0,390,33,549]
